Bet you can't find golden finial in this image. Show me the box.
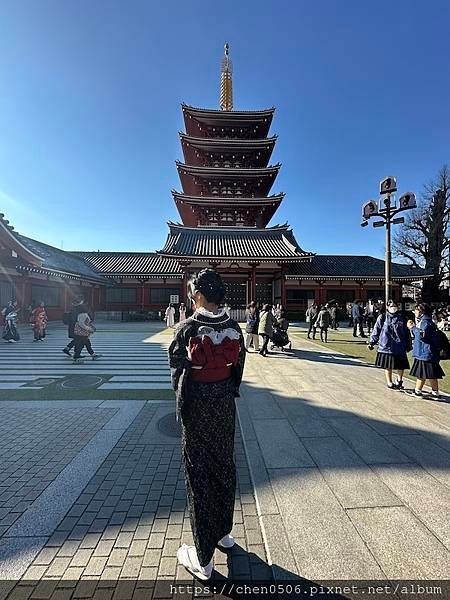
[220,43,233,111]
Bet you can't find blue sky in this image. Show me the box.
[0,1,448,258]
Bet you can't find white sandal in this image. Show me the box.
[176,544,213,581]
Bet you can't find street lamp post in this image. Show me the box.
[361,176,417,306]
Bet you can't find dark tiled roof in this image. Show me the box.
[286,255,431,280]
[176,162,280,177]
[179,133,278,148]
[181,104,275,118]
[17,236,107,282]
[74,252,183,277]
[158,223,313,261]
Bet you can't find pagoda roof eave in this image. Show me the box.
[181,104,275,119]
[176,162,280,176]
[171,191,285,205]
[179,133,277,147]
[166,221,292,232]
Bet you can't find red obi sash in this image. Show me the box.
[189,335,240,383]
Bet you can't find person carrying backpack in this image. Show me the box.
[405,303,445,399]
[314,304,331,343]
[72,304,101,364]
[62,296,84,357]
[258,304,275,356]
[368,300,411,390]
[244,301,259,352]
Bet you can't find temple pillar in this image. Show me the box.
[315,280,325,305]
[251,266,257,301]
[280,266,286,307]
[358,281,367,301]
[182,266,190,305]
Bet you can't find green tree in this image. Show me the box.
[394,165,449,302]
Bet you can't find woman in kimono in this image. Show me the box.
[169,269,245,580]
[30,301,47,341]
[164,303,175,328]
[178,302,186,322]
[2,300,20,343]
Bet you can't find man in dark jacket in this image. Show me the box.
[352,301,366,338]
[306,303,319,339]
[62,296,85,357]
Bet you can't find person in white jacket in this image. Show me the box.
[72,305,101,364]
[165,303,175,328]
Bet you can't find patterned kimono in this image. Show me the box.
[168,308,245,567]
[2,306,20,342]
[31,306,47,340]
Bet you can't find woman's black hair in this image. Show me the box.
[189,269,226,305]
[415,302,432,317]
[262,303,273,312]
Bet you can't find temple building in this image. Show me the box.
[0,45,429,320]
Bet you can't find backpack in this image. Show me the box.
[436,329,450,360]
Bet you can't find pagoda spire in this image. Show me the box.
[220,43,233,111]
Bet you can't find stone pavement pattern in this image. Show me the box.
[0,323,271,598]
[0,322,449,596]
[239,330,450,581]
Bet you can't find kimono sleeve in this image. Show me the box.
[167,326,189,392]
[231,323,246,396]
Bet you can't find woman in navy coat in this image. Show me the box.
[368,300,410,390]
[406,303,445,399]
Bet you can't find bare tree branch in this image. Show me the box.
[393,164,450,301]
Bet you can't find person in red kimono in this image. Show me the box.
[169,269,246,580]
[30,301,47,342]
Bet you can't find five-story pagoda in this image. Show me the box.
[159,44,313,308]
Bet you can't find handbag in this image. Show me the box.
[74,322,91,337]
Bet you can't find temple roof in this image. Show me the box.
[286,255,432,281]
[177,162,280,197]
[16,236,106,283]
[182,104,275,120]
[176,162,280,176]
[158,222,313,262]
[180,134,277,167]
[171,191,284,205]
[73,252,183,278]
[179,133,277,149]
[182,104,274,138]
[172,192,284,227]
[0,213,105,283]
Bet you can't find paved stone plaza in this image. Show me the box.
[0,322,449,597]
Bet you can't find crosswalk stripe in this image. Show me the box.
[0,325,172,393]
[109,376,171,382]
[99,383,172,390]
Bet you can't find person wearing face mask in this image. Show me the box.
[405,303,445,399]
[368,300,411,390]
